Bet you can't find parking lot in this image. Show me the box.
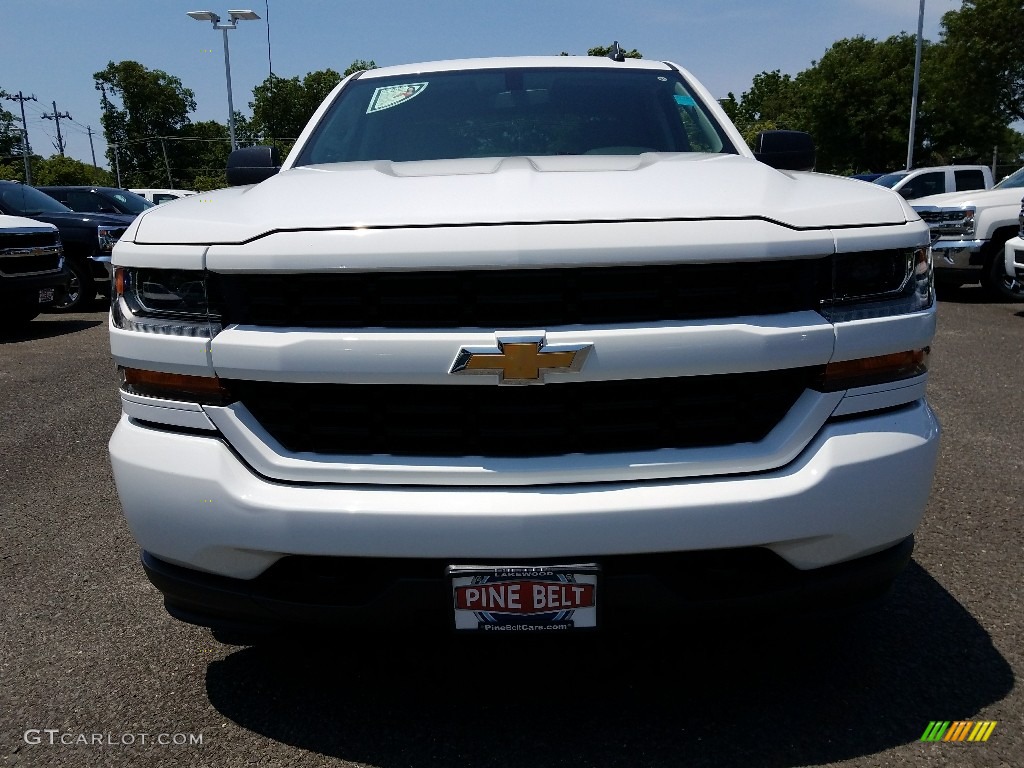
[1,289,1021,768]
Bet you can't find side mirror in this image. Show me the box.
[753,130,816,171]
[226,146,281,186]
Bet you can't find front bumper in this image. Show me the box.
[1006,236,1024,281]
[111,399,939,617]
[87,254,112,289]
[142,536,915,634]
[930,239,985,272]
[0,268,70,307]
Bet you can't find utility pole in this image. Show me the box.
[160,138,173,187]
[87,126,98,168]
[112,144,122,188]
[4,91,36,184]
[41,100,72,156]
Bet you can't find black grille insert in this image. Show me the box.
[0,230,61,276]
[0,230,60,250]
[0,249,62,276]
[228,367,817,458]
[214,259,829,329]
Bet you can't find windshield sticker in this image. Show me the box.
[674,94,697,107]
[366,82,429,114]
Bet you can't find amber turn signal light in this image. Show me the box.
[120,367,231,405]
[817,349,929,392]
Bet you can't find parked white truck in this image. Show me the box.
[0,214,66,327]
[1003,199,1024,285]
[873,164,993,200]
[107,55,940,639]
[913,167,1024,300]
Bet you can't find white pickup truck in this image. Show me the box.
[873,164,993,200]
[1003,200,1024,284]
[913,167,1024,301]
[107,55,939,639]
[0,214,66,327]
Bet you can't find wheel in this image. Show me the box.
[48,258,95,312]
[981,254,1024,302]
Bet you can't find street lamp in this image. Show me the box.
[187,9,261,151]
[906,0,925,171]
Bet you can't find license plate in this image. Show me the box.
[448,564,599,633]
[38,288,54,304]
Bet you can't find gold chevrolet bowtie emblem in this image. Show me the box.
[450,335,593,385]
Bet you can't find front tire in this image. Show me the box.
[981,254,1024,302]
[48,258,94,312]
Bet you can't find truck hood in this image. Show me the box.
[0,214,58,231]
[911,185,1024,208]
[130,153,914,245]
[27,211,136,229]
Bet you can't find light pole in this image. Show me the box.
[906,0,925,171]
[187,9,261,151]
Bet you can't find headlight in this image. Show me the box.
[955,207,976,237]
[98,225,123,253]
[111,267,222,337]
[917,206,975,238]
[821,247,933,322]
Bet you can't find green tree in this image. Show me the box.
[940,0,1024,122]
[174,119,231,190]
[94,61,197,188]
[795,35,926,173]
[344,60,377,77]
[727,70,806,146]
[245,63,378,158]
[926,0,1024,166]
[587,44,642,59]
[245,68,345,157]
[722,3,1024,174]
[0,90,20,160]
[32,155,114,186]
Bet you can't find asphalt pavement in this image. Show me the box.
[1,289,1021,768]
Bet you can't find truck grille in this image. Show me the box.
[228,367,817,458]
[214,259,829,329]
[0,229,62,276]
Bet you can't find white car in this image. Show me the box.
[129,188,197,205]
[108,55,939,639]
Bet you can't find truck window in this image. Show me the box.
[954,169,986,191]
[68,190,107,213]
[899,172,944,199]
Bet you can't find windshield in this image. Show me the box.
[0,183,73,216]
[295,66,735,165]
[994,166,1024,189]
[106,190,155,214]
[873,172,907,189]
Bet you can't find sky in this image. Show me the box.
[3,0,961,172]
